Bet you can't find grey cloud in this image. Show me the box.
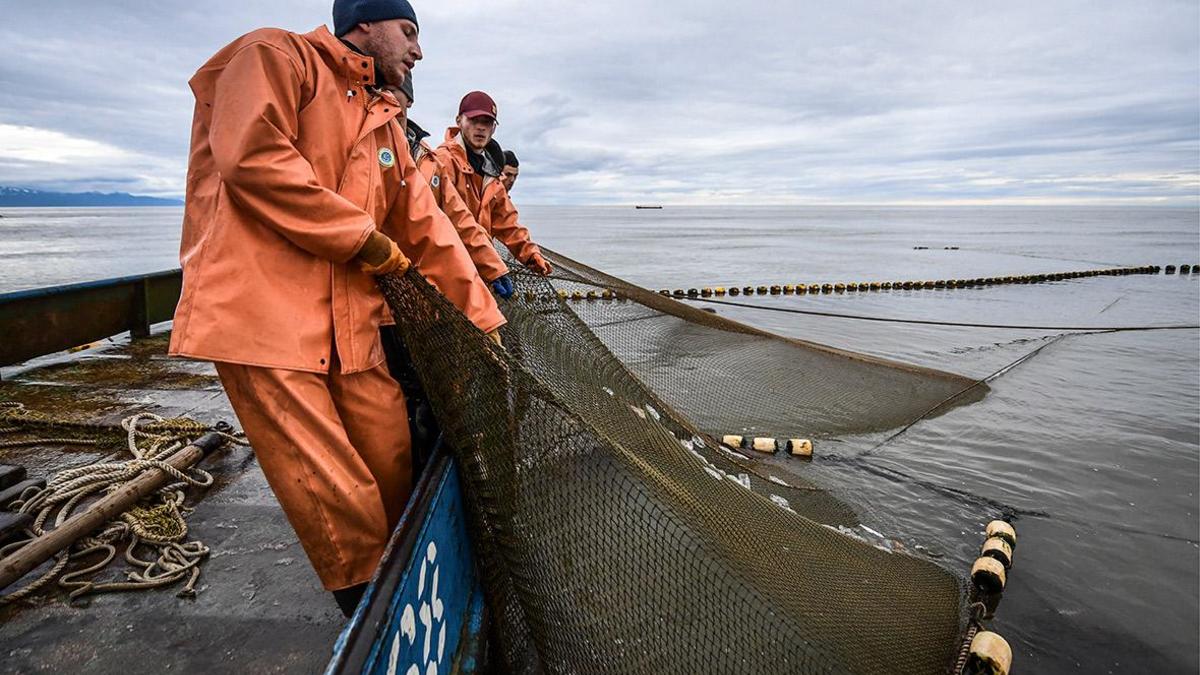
[0,0,1195,204]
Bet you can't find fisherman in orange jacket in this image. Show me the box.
[385,77,514,298]
[501,150,519,193]
[435,92,553,276]
[169,0,504,616]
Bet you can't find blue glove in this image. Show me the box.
[491,274,514,299]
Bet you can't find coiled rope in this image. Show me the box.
[0,403,246,604]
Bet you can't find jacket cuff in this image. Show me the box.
[482,263,510,283]
[522,246,543,265]
[342,220,378,264]
[477,314,507,335]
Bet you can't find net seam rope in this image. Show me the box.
[660,296,1199,332]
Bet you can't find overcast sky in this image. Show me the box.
[0,1,1196,205]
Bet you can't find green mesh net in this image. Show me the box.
[377,247,980,674]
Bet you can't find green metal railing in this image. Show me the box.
[0,270,182,371]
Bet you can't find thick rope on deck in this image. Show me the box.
[0,405,245,604]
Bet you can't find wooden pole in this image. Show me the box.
[0,432,226,591]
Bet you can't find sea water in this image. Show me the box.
[1,204,1197,672]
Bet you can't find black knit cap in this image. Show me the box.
[333,0,419,37]
[503,150,519,167]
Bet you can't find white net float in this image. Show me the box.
[751,437,778,453]
[971,556,1006,594]
[985,520,1017,549]
[980,537,1013,569]
[786,439,813,457]
[965,631,1013,675]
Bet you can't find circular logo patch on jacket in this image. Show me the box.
[431,175,440,189]
[378,148,396,168]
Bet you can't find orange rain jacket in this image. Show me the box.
[170,27,504,375]
[408,129,509,282]
[434,129,542,265]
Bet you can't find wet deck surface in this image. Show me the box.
[0,332,343,674]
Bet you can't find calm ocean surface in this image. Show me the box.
[2,205,1198,672]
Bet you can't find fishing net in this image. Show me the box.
[538,250,985,440]
[377,247,980,674]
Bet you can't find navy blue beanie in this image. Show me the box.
[333,0,419,37]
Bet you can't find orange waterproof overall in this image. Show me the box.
[170,26,504,590]
[413,141,509,282]
[434,129,543,265]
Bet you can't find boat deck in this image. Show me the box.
[0,332,343,674]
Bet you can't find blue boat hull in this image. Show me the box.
[325,452,486,674]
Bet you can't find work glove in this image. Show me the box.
[357,231,411,276]
[490,274,515,299]
[526,251,553,276]
[487,329,503,347]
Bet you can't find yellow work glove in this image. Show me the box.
[526,251,553,276]
[487,329,503,347]
[357,231,411,276]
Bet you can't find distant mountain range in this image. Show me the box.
[0,186,182,207]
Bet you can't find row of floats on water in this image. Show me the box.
[652,264,1194,299]
[961,520,1019,675]
[516,264,1197,304]
[721,434,813,457]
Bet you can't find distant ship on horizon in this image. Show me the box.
[634,205,664,209]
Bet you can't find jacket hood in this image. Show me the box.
[480,139,505,177]
[405,119,431,159]
[190,26,381,103]
[443,126,505,178]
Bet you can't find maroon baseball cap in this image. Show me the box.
[459,91,498,121]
